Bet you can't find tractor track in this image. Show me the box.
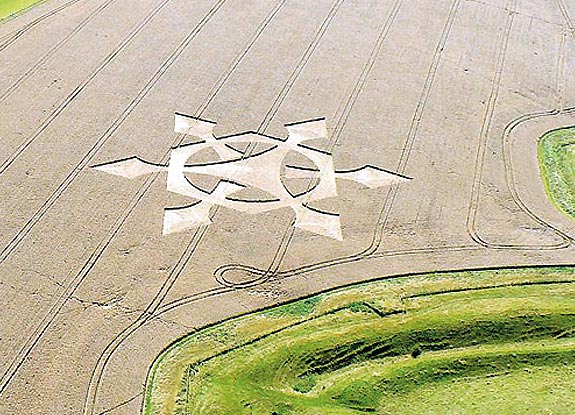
[0,0,172,178]
[0,0,119,105]
[556,0,575,35]
[2,0,573,413]
[464,0,547,250]
[213,244,481,286]
[114,261,575,415]
[554,28,567,111]
[216,0,463,287]
[0,0,185,263]
[466,0,575,251]
[0,0,230,396]
[215,0,575,286]
[0,0,85,53]
[501,107,575,245]
[216,0,405,288]
[80,0,395,412]
[84,5,468,415]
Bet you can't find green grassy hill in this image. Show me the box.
[538,126,575,220]
[144,267,575,414]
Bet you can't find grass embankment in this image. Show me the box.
[144,268,575,415]
[0,0,46,21]
[538,127,575,220]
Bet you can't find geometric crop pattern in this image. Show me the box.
[93,113,409,240]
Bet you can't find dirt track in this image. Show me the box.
[1,0,575,413]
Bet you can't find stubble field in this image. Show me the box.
[0,0,575,414]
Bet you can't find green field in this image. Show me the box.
[538,126,575,221]
[0,0,45,21]
[144,267,575,414]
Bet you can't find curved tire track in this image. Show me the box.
[501,107,575,246]
[467,1,572,250]
[82,1,351,412]
[216,0,463,286]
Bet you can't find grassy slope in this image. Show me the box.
[0,0,46,21]
[538,127,575,220]
[144,267,575,415]
[380,365,575,414]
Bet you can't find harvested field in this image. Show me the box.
[0,0,575,414]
